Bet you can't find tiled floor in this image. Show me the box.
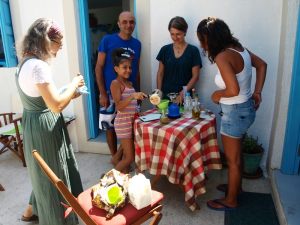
[0,150,272,225]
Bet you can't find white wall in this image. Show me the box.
[2,0,297,163]
[0,68,19,113]
[9,0,74,111]
[136,0,283,171]
[6,0,80,151]
[268,0,300,169]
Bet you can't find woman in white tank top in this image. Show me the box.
[197,17,267,211]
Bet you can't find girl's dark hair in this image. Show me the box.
[111,48,131,67]
[197,17,241,63]
[168,16,188,33]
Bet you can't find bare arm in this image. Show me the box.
[185,65,200,91]
[36,75,84,113]
[248,50,267,109]
[110,80,147,111]
[176,65,200,104]
[211,52,240,103]
[156,61,164,90]
[95,52,109,108]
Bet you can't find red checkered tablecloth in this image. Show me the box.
[134,109,222,211]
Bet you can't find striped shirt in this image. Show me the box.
[114,86,137,139]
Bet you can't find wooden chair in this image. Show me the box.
[0,113,15,154]
[32,150,163,225]
[0,114,25,166]
[11,117,25,166]
[0,113,25,166]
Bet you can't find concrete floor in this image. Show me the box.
[0,150,271,225]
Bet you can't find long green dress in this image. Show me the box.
[16,58,83,225]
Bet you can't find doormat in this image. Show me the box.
[225,192,279,225]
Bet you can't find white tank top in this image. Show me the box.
[214,48,252,105]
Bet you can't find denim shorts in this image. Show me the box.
[219,99,256,138]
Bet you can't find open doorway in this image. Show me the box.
[88,0,123,69]
[77,0,132,139]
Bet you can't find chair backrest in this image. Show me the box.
[32,150,97,225]
[0,113,15,127]
[12,117,22,143]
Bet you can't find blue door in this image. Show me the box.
[76,0,98,138]
[76,0,134,139]
[281,5,300,175]
[0,0,17,67]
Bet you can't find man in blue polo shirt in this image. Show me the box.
[95,11,141,164]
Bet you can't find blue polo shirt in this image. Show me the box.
[98,33,141,91]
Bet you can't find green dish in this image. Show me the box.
[157,99,169,112]
[107,185,123,205]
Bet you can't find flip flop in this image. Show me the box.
[206,199,237,211]
[21,214,38,222]
[216,184,243,194]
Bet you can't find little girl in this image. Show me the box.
[110,48,147,173]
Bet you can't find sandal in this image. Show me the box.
[21,214,38,222]
[207,199,237,211]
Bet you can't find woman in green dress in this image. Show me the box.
[16,18,84,224]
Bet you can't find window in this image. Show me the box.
[0,0,17,67]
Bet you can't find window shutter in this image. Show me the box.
[0,0,17,67]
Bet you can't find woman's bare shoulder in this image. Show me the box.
[215,51,231,64]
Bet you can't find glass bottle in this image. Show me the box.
[192,89,200,119]
[184,92,192,118]
[192,99,200,119]
[160,107,169,124]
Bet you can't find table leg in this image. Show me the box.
[151,175,161,189]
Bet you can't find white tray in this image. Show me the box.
[139,113,161,122]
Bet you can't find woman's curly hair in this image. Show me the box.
[18,18,62,61]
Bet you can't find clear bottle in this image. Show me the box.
[184,92,192,118]
[192,89,199,118]
[182,86,187,98]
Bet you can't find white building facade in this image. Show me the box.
[0,0,299,185]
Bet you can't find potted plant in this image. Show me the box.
[242,134,264,178]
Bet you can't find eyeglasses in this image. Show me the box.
[51,39,63,48]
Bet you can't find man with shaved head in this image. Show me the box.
[95,11,141,164]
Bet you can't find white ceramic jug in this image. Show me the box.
[149,89,163,105]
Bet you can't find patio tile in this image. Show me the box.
[0,150,271,225]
